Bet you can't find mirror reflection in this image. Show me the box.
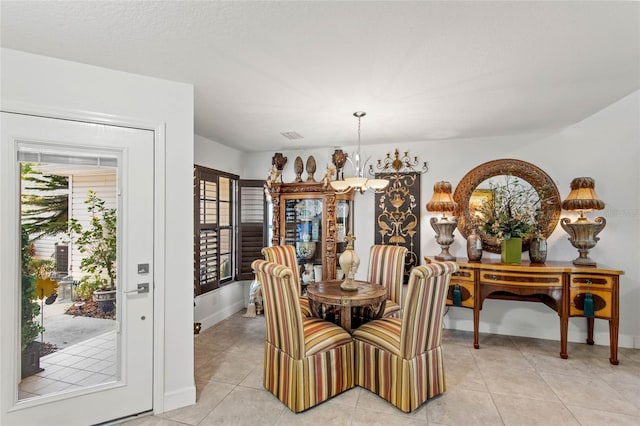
[454,159,561,254]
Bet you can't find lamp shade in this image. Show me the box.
[426,181,458,213]
[561,177,605,212]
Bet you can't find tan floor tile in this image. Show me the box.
[471,344,534,371]
[205,349,262,386]
[481,365,559,401]
[426,388,502,425]
[119,415,185,426]
[238,363,266,390]
[443,346,488,392]
[276,399,355,425]
[160,381,235,425]
[566,404,640,426]
[492,393,579,425]
[541,371,640,416]
[198,385,286,425]
[350,406,428,425]
[355,386,427,418]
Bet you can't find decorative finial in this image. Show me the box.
[344,232,356,250]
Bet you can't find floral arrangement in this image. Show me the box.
[473,175,543,240]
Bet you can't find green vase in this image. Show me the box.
[501,237,522,264]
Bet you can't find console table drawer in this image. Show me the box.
[569,274,614,318]
[479,271,563,288]
[569,274,614,290]
[448,269,474,308]
[569,289,612,318]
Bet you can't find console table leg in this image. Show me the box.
[560,315,568,359]
[586,317,595,345]
[609,319,619,365]
[473,307,480,349]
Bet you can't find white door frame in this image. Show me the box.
[2,101,167,414]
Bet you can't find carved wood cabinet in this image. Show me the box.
[445,260,623,365]
[266,181,353,285]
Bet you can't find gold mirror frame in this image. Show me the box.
[453,159,561,254]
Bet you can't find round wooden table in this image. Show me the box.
[306,280,387,332]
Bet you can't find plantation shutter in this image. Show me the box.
[237,180,266,280]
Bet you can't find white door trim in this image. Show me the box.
[1,101,167,414]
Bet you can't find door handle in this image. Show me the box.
[125,283,150,294]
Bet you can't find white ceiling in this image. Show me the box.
[1,1,639,153]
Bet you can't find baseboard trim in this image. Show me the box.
[199,299,246,331]
[444,317,638,349]
[162,385,196,413]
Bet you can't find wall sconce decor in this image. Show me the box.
[330,112,389,194]
[560,177,606,266]
[368,148,428,176]
[426,181,458,261]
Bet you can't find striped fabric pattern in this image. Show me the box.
[262,245,312,317]
[353,317,402,355]
[367,245,409,316]
[352,244,407,326]
[353,261,458,413]
[263,341,354,413]
[252,259,355,413]
[303,317,354,355]
[382,300,401,317]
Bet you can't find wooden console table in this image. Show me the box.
[445,260,623,365]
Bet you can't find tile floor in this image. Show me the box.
[123,311,640,426]
[19,331,116,399]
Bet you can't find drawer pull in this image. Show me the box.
[453,285,462,306]
[573,293,606,313]
[448,284,471,304]
[583,293,595,317]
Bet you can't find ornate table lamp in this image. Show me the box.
[560,177,606,266]
[426,181,458,261]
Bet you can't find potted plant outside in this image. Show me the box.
[68,191,117,313]
[21,227,45,378]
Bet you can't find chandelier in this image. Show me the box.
[330,112,389,194]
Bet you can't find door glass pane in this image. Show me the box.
[19,160,119,401]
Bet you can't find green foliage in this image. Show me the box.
[474,176,540,240]
[21,163,70,240]
[68,191,117,295]
[74,277,102,300]
[21,227,44,351]
[28,258,55,279]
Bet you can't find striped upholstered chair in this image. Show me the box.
[262,245,312,317]
[367,244,409,318]
[252,259,355,413]
[353,261,458,413]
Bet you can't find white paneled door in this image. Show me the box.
[1,112,154,425]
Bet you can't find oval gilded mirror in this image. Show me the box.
[453,159,561,253]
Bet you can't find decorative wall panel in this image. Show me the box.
[374,172,420,283]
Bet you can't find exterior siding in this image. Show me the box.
[69,173,117,279]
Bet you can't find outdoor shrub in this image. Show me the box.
[68,190,117,298]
